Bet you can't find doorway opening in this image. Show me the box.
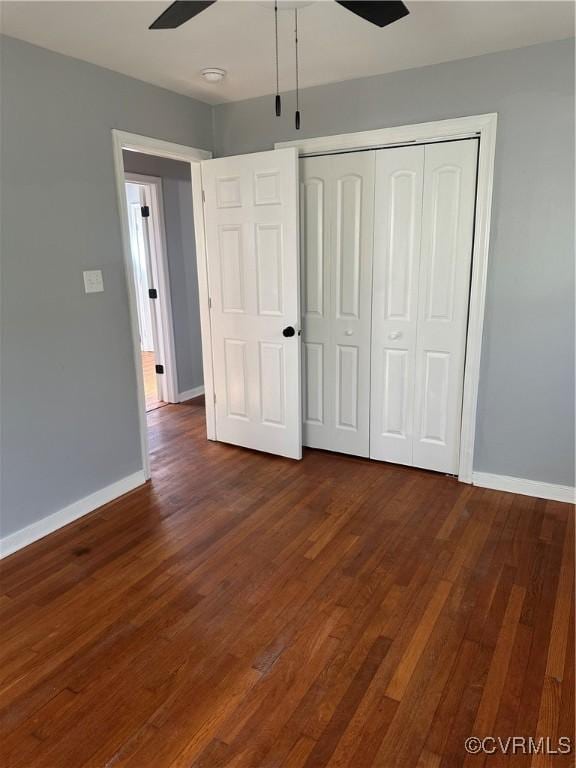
[113,131,212,478]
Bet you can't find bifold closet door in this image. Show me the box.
[371,139,478,474]
[300,151,375,457]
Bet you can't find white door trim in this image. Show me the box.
[112,130,213,479]
[277,113,498,483]
[190,162,217,441]
[124,172,178,404]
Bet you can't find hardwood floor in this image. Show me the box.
[1,401,574,767]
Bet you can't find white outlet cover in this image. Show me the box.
[83,270,104,294]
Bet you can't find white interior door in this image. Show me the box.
[201,148,302,459]
[370,139,478,473]
[300,151,375,457]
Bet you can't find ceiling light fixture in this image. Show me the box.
[201,67,226,83]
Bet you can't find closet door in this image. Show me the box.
[412,140,478,473]
[370,139,477,473]
[300,151,375,457]
[370,146,424,465]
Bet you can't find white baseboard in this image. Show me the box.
[179,385,205,402]
[472,472,575,504]
[0,470,146,559]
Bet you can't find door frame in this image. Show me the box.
[276,112,498,483]
[112,130,213,479]
[124,172,178,405]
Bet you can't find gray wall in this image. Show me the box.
[213,38,575,487]
[122,151,203,394]
[0,36,212,538]
[2,33,574,543]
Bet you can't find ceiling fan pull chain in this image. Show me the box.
[294,8,301,130]
[275,1,281,116]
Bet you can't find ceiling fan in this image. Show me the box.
[149,1,410,129]
[149,1,409,30]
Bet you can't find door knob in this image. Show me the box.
[388,331,402,340]
[344,329,354,336]
[282,326,296,338]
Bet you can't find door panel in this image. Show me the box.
[255,224,283,315]
[420,351,450,442]
[413,140,478,473]
[202,148,301,459]
[300,151,375,457]
[425,166,461,321]
[380,348,409,439]
[259,342,286,425]
[303,342,324,426]
[302,178,325,317]
[224,339,248,419]
[370,146,424,465]
[385,170,421,322]
[336,344,359,430]
[336,174,362,319]
[219,226,245,313]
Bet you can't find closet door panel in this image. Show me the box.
[370,146,424,464]
[303,342,324,425]
[336,344,359,430]
[331,154,374,456]
[335,174,362,319]
[413,140,478,473]
[302,178,325,318]
[300,152,374,457]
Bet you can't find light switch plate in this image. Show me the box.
[83,270,104,294]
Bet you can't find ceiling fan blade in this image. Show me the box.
[149,1,216,29]
[336,1,409,27]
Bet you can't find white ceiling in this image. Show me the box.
[1,1,574,105]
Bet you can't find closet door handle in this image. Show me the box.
[388,331,402,340]
[344,330,354,336]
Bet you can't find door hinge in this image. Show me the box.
[208,296,212,309]
[148,288,158,299]
[155,364,164,375]
[141,205,150,218]
[202,189,206,203]
[213,391,216,404]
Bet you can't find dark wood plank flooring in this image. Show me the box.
[1,400,574,767]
